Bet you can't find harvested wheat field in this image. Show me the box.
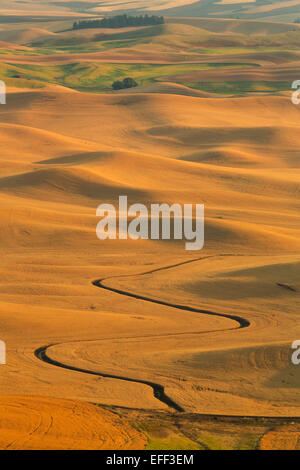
[0,3,299,451]
[0,395,146,450]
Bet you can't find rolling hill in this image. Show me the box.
[0,0,299,22]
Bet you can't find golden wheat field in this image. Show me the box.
[0,0,299,451]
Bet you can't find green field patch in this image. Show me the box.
[185,80,291,95]
[146,436,202,450]
[0,61,259,92]
[237,433,261,450]
[188,46,299,55]
[137,421,201,450]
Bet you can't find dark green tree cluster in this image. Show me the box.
[73,14,164,30]
[294,18,300,23]
[112,77,138,90]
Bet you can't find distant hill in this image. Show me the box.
[51,0,300,23]
[156,0,300,23]
[0,0,299,23]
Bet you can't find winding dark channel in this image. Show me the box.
[34,344,184,412]
[93,256,250,329]
[35,256,250,413]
